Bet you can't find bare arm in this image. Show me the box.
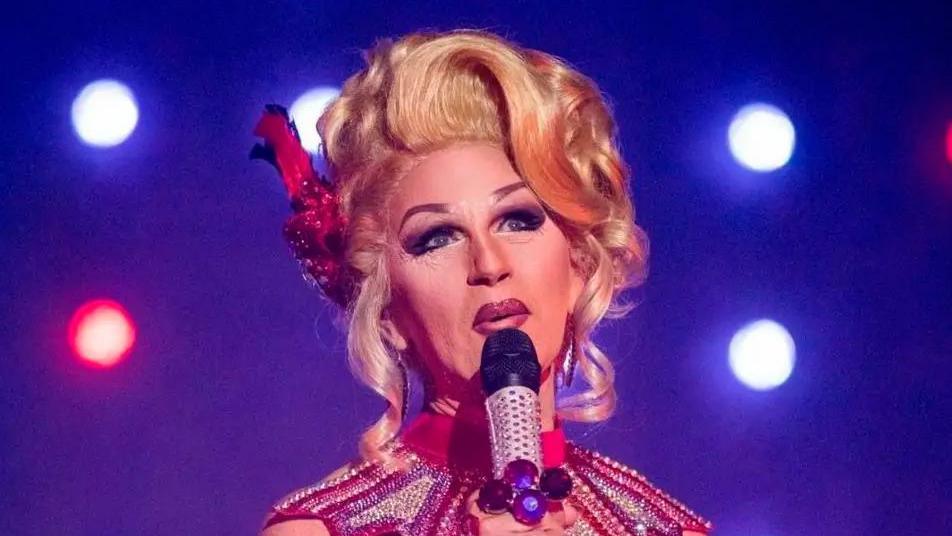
[260,515,330,536]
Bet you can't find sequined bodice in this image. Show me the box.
[266,413,711,535]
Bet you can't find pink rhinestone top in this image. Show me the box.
[265,412,712,535]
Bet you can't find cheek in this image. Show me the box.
[387,254,472,367]
[516,231,576,365]
[525,229,575,303]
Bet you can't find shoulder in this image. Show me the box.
[565,442,713,535]
[260,462,363,535]
[260,518,329,536]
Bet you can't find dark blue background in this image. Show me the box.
[2,1,950,534]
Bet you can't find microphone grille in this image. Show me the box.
[480,328,541,395]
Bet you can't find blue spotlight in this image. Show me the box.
[289,87,340,154]
[71,79,139,148]
[728,319,796,391]
[728,103,796,172]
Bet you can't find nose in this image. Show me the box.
[467,233,512,287]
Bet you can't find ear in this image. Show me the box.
[380,310,409,352]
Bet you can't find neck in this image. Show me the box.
[404,368,567,470]
[423,366,557,432]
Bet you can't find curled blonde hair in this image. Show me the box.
[316,29,648,462]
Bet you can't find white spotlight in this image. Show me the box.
[289,87,340,154]
[729,319,796,391]
[728,103,796,172]
[71,79,139,148]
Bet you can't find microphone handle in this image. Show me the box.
[485,385,542,478]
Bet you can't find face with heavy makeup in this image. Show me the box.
[381,142,584,401]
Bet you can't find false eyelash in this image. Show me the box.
[408,226,459,256]
[407,207,547,256]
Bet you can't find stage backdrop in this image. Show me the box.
[2,1,950,534]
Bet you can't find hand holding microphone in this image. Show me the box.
[465,328,575,533]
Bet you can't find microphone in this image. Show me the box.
[480,328,542,479]
[477,328,573,525]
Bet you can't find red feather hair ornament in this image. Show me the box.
[250,104,351,306]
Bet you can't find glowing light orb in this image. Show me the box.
[289,86,340,154]
[945,122,952,165]
[728,319,795,391]
[728,103,796,172]
[71,79,139,147]
[68,299,136,368]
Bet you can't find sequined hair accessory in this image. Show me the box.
[250,104,351,306]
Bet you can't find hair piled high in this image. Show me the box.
[316,29,648,463]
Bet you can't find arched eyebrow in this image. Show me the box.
[398,181,526,232]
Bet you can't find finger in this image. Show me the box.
[548,502,579,535]
[467,506,556,535]
[543,499,578,527]
[478,508,565,535]
[466,490,574,535]
[562,500,579,526]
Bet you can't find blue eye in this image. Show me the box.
[406,208,546,256]
[500,209,545,232]
[408,226,458,255]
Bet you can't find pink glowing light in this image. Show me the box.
[946,122,952,165]
[68,299,136,368]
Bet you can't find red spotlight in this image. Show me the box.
[946,122,952,165]
[68,299,136,368]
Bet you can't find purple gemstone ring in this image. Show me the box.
[476,478,513,514]
[511,488,547,525]
[504,459,539,490]
[539,467,573,500]
[476,462,574,526]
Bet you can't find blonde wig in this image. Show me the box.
[316,28,649,462]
